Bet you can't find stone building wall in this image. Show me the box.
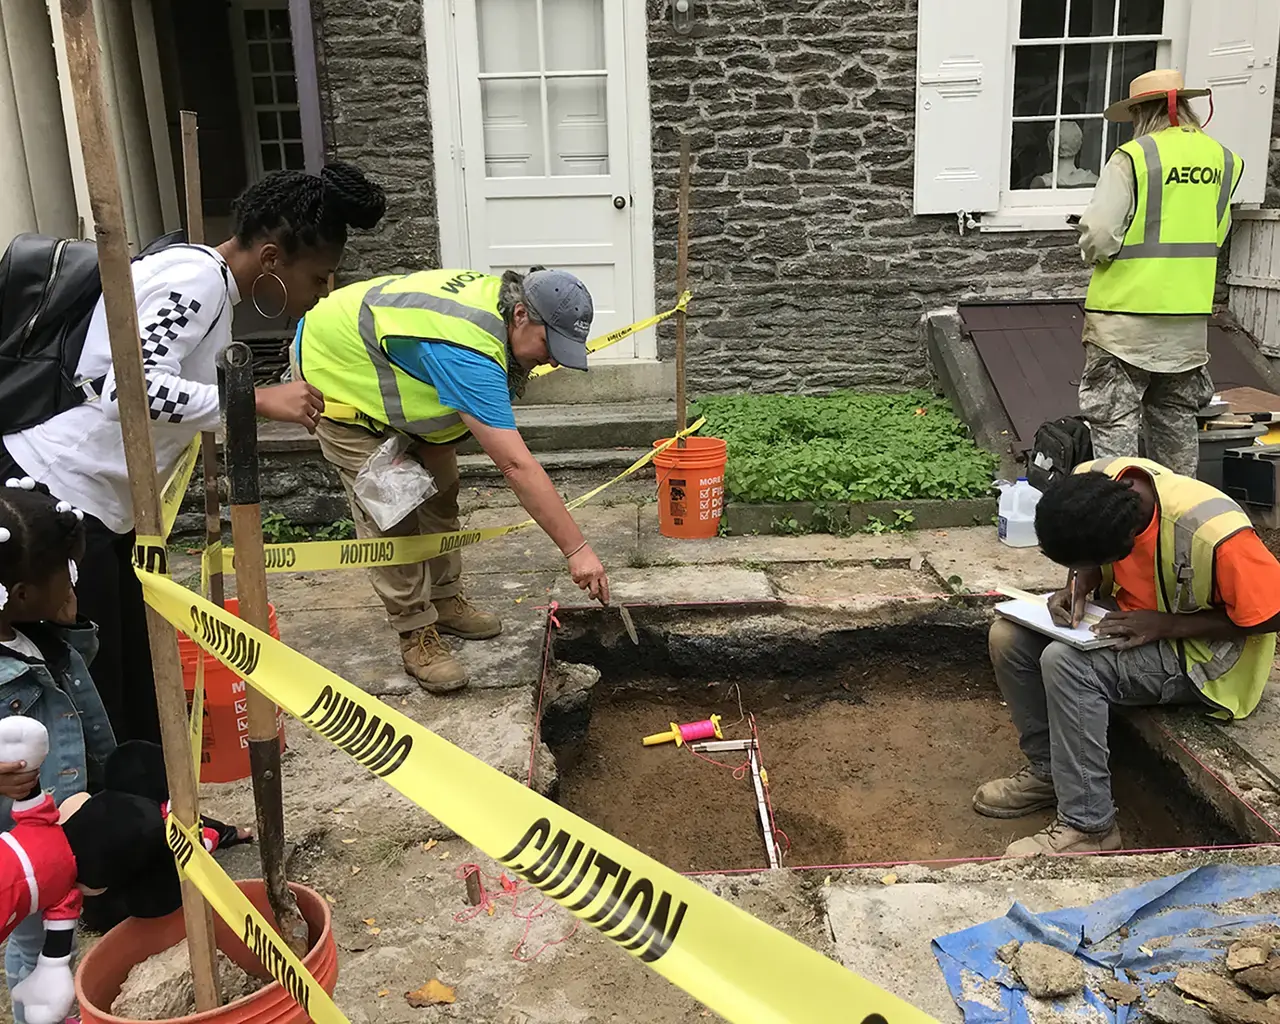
[312,0,440,281]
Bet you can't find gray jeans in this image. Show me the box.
[988,618,1203,831]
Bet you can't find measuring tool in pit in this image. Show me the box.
[690,738,781,870]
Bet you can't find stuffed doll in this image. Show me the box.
[0,718,249,1024]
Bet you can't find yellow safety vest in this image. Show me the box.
[1076,457,1274,720]
[298,270,509,444]
[1085,127,1243,316]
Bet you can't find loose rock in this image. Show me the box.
[111,940,262,1020]
[1145,986,1217,1024]
[997,939,1022,964]
[1100,978,1141,1005]
[1231,941,1275,973]
[1237,959,1280,998]
[1012,942,1085,999]
[1174,970,1280,1024]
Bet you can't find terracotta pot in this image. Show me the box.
[76,880,337,1024]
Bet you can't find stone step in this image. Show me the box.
[456,401,677,455]
[458,446,653,485]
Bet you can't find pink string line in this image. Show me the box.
[538,591,1004,612]
[680,841,1280,877]
[527,602,561,790]
[454,863,580,962]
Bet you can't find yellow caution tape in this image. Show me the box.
[209,418,706,576]
[161,436,203,541]
[165,815,348,1024]
[530,291,692,379]
[140,570,935,1024]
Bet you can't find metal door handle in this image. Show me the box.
[613,195,627,209]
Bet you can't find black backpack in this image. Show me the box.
[0,228,211,434]
[1027,416,1094,492]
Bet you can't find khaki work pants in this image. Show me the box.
[315,418,462,634]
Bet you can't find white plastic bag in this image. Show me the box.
[353,434,438,530]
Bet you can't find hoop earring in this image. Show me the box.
[251,272,289,319]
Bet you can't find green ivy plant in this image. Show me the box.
[694,392,997,504]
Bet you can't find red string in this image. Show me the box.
[455,863,580,962]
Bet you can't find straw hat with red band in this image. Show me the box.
[1104,68,1210,123]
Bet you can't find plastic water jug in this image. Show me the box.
[998,478,1042,548]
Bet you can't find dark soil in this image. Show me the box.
[556,687,1233,872]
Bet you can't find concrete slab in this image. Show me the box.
[769,563,943,610]
[638,507,924,565]
[454,613,547,690]
[463,505,640,574]
[823,877,1141,1021]
[279,602,415,696]
[550,565,777,605]
[918,527,1062,594]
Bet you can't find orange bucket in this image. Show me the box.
[177,598,285,784]
[653,436,727,539]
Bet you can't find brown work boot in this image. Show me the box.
[973,765,1057,819]
[1004,818,1122,858]
[400,627,469,694]
[432,594,502,640]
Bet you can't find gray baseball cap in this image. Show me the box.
[523,269,593,371]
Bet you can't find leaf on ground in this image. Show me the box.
[351,866,361,875]
[378,989,389,998]
[363,917,376,926]
[422,839,438,852]
[342,838,357,845]
[880,873,898,886]
[406,979,456,1007]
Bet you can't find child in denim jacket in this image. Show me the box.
[0,479,114,1023]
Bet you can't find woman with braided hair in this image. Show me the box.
[0,162,386,748]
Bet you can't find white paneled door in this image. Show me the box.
[452,0,640,359]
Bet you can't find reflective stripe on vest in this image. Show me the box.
[1073,457,1274,719]
[301,272,508,441]
[1084,128,1243,316]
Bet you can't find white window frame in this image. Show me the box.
[228,0,305,184]
[980,0,1192,232]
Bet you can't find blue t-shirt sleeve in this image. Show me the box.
[383,337,516,430]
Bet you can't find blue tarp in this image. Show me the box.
[933,864,1280,1024]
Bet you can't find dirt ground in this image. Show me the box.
[557,690,1225,872]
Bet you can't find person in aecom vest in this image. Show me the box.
[979,459,1280,856]
[1076,70,1243,476]
[296,267,610,693]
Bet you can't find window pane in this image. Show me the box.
[276,75,297,104]
[1011,121,1054,188]
[272,42,294,73]
[1019,0,1065,38]
[244,9,266,40]
[262,145,283,171]
[252,76,274,105]
[544,0,604,71]
[267,9,291,39]
[280,109,302,140]
[1069,0,1116,37]
[284,143,305,169]
[1062,44,1109,114]
[1012,46,1060,116]
[1107,119,1136,157]
[1118,0,1163,35]
[481,79,545,176]
[548,77,608,175]
[248,42,270,74]
[258,111,279,141]
[477,0,539,73]
[1109,40,1158,104]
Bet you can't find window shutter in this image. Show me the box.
[1184,0,1280,205]
[913,0,1010,215]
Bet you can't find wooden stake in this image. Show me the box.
[179,110,225,607]
[675,135,691,445]
[221,343,310,957]
[58,0,221,1008]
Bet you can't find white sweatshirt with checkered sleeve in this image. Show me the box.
[4,246,241,534]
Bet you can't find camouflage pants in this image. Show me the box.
[1077,343,1213,477]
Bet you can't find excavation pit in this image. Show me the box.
[542,604,1246,873]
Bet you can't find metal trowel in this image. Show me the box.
[619,604,639,645]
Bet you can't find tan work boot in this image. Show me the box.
[432,594,502,640]
[400,626,469,694]
[1004,818,1122,858]
[973,765,1057,819]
